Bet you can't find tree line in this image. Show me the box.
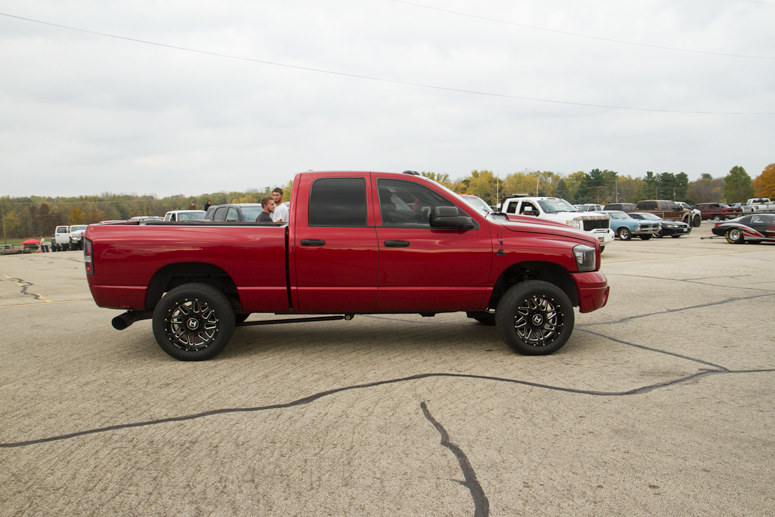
[2,165,773,240]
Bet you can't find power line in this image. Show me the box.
[390,0,775,60]
[1,11,773,115]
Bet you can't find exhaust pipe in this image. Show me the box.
[112,310,153,330]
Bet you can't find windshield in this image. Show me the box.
[462,196,493,213]
[70,225,88,231]
[178,212,206,221]
[608,211,632,220]
[635,213,660,220]
[538,199,577,213]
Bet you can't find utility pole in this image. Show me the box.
[536,176,540,197]
[2,204,6,244]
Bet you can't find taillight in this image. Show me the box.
[84,238,94,275]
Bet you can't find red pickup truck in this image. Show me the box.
[84,171,609,360]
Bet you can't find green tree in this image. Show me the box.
[724,166,754,203]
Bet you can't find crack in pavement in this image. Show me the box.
[605,273,775,293]
[2,368,773,449]
[577,292,775,326]
[421,402,489,517]
[0,276,51,302]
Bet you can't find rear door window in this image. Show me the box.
[213,207,228,222]
[308,178,368,227]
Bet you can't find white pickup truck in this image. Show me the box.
[500,196,615,251]
[51,225,71,251]
[744,198,775,213]
[68,225,88,250]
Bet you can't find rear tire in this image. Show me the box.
[495,280,574,355]
[726,228,745,244]
[152,283,235,361]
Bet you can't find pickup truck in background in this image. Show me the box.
[84,171,609,361]
[163,210,207,222]
[744,198,775,213]
[51,225,71,251]
[634,200,693,225]
[692,203,743,221]
[500,197,615,252]
[69,225,88,250]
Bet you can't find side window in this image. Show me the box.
[505,203,517,214]
[213,207,227,222]
[377,179,456,228]
[669,202,680,210]
[308,178,367,227]
[659,202,669,210]
[520,202,537,215]
[226,208,239,222]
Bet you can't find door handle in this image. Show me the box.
[384,240,410,247]
[301,239,325,246]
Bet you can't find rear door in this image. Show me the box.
[372,175,492,312]
[292,174,379,313]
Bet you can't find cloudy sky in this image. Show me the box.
[1,0,773,198]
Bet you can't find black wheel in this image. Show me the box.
[692,215,701,227]
[617,227,632,241]
[639,234,652,240]
[467,310,495,326]
[725,228,745,244]
[152,283,235,361]
[600,246,605,254]
[712,215,721,221]
[495,280,574,355]
[671,234,682,238]
[235,313,251,324]
[655,228,664,238]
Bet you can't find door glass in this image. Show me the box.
[213,207,227,222]
[308,178,367,227]
[226,208,239,222]
[377,179,455,228]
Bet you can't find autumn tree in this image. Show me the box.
[69,207,87,224]
[724,166,754,203]
[686,174,724,204]
[751,163,775,199]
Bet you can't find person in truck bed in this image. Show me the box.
[257,197,274,222]
[271,188,289,223]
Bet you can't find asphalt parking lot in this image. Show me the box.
[1,224,774,517]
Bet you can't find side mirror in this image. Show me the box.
[430,206,474,229]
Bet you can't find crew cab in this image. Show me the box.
[205,204,265,222]
[84,171,609,361]
[500,197,615,251]
[634,200,692,225]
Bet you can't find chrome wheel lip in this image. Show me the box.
[513,294,564,347]
[164,298,220,352]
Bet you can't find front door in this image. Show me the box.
[372,176,492,313]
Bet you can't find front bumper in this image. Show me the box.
[588,229,615,245]
[633,226,659,235]
[572,271,609,313]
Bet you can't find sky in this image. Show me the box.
[1,0,774,198]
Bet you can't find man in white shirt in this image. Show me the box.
[271,188,290,223]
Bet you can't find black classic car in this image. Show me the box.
[711,214,775,244]
[628,212,691,238]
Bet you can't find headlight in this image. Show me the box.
[566,220,582,230]
[573,244,596,272]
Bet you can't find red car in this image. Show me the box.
[85,171,609,360]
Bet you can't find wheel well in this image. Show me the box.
[145,263,242,313]
[487,261,579,310]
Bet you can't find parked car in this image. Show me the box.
[575,204,603,212]
[673,202,702,227]
[599,210,660,241]
[84,170,609,360]
[744,198,775,213]
[499,196,615,251]
[603,203,637,212]
[129,216,163,222]
[205,204,267,222]
[628,212,691,238]
[711,214,775,244]
[691,203,742,222]
[51,225,71,251]
[69,225,88,250]
[0,244,22,255]
[728,202,754,214]
[460,195,494,214]
[634,200,693,226]
[163,210,207,222]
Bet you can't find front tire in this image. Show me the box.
[152,283,235,361]
[692,215,701,227]
[726,228,745,244]
[495,280,574,355]
[639,234,652,240]
[618,227,632,241]
[655,229,664,238]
